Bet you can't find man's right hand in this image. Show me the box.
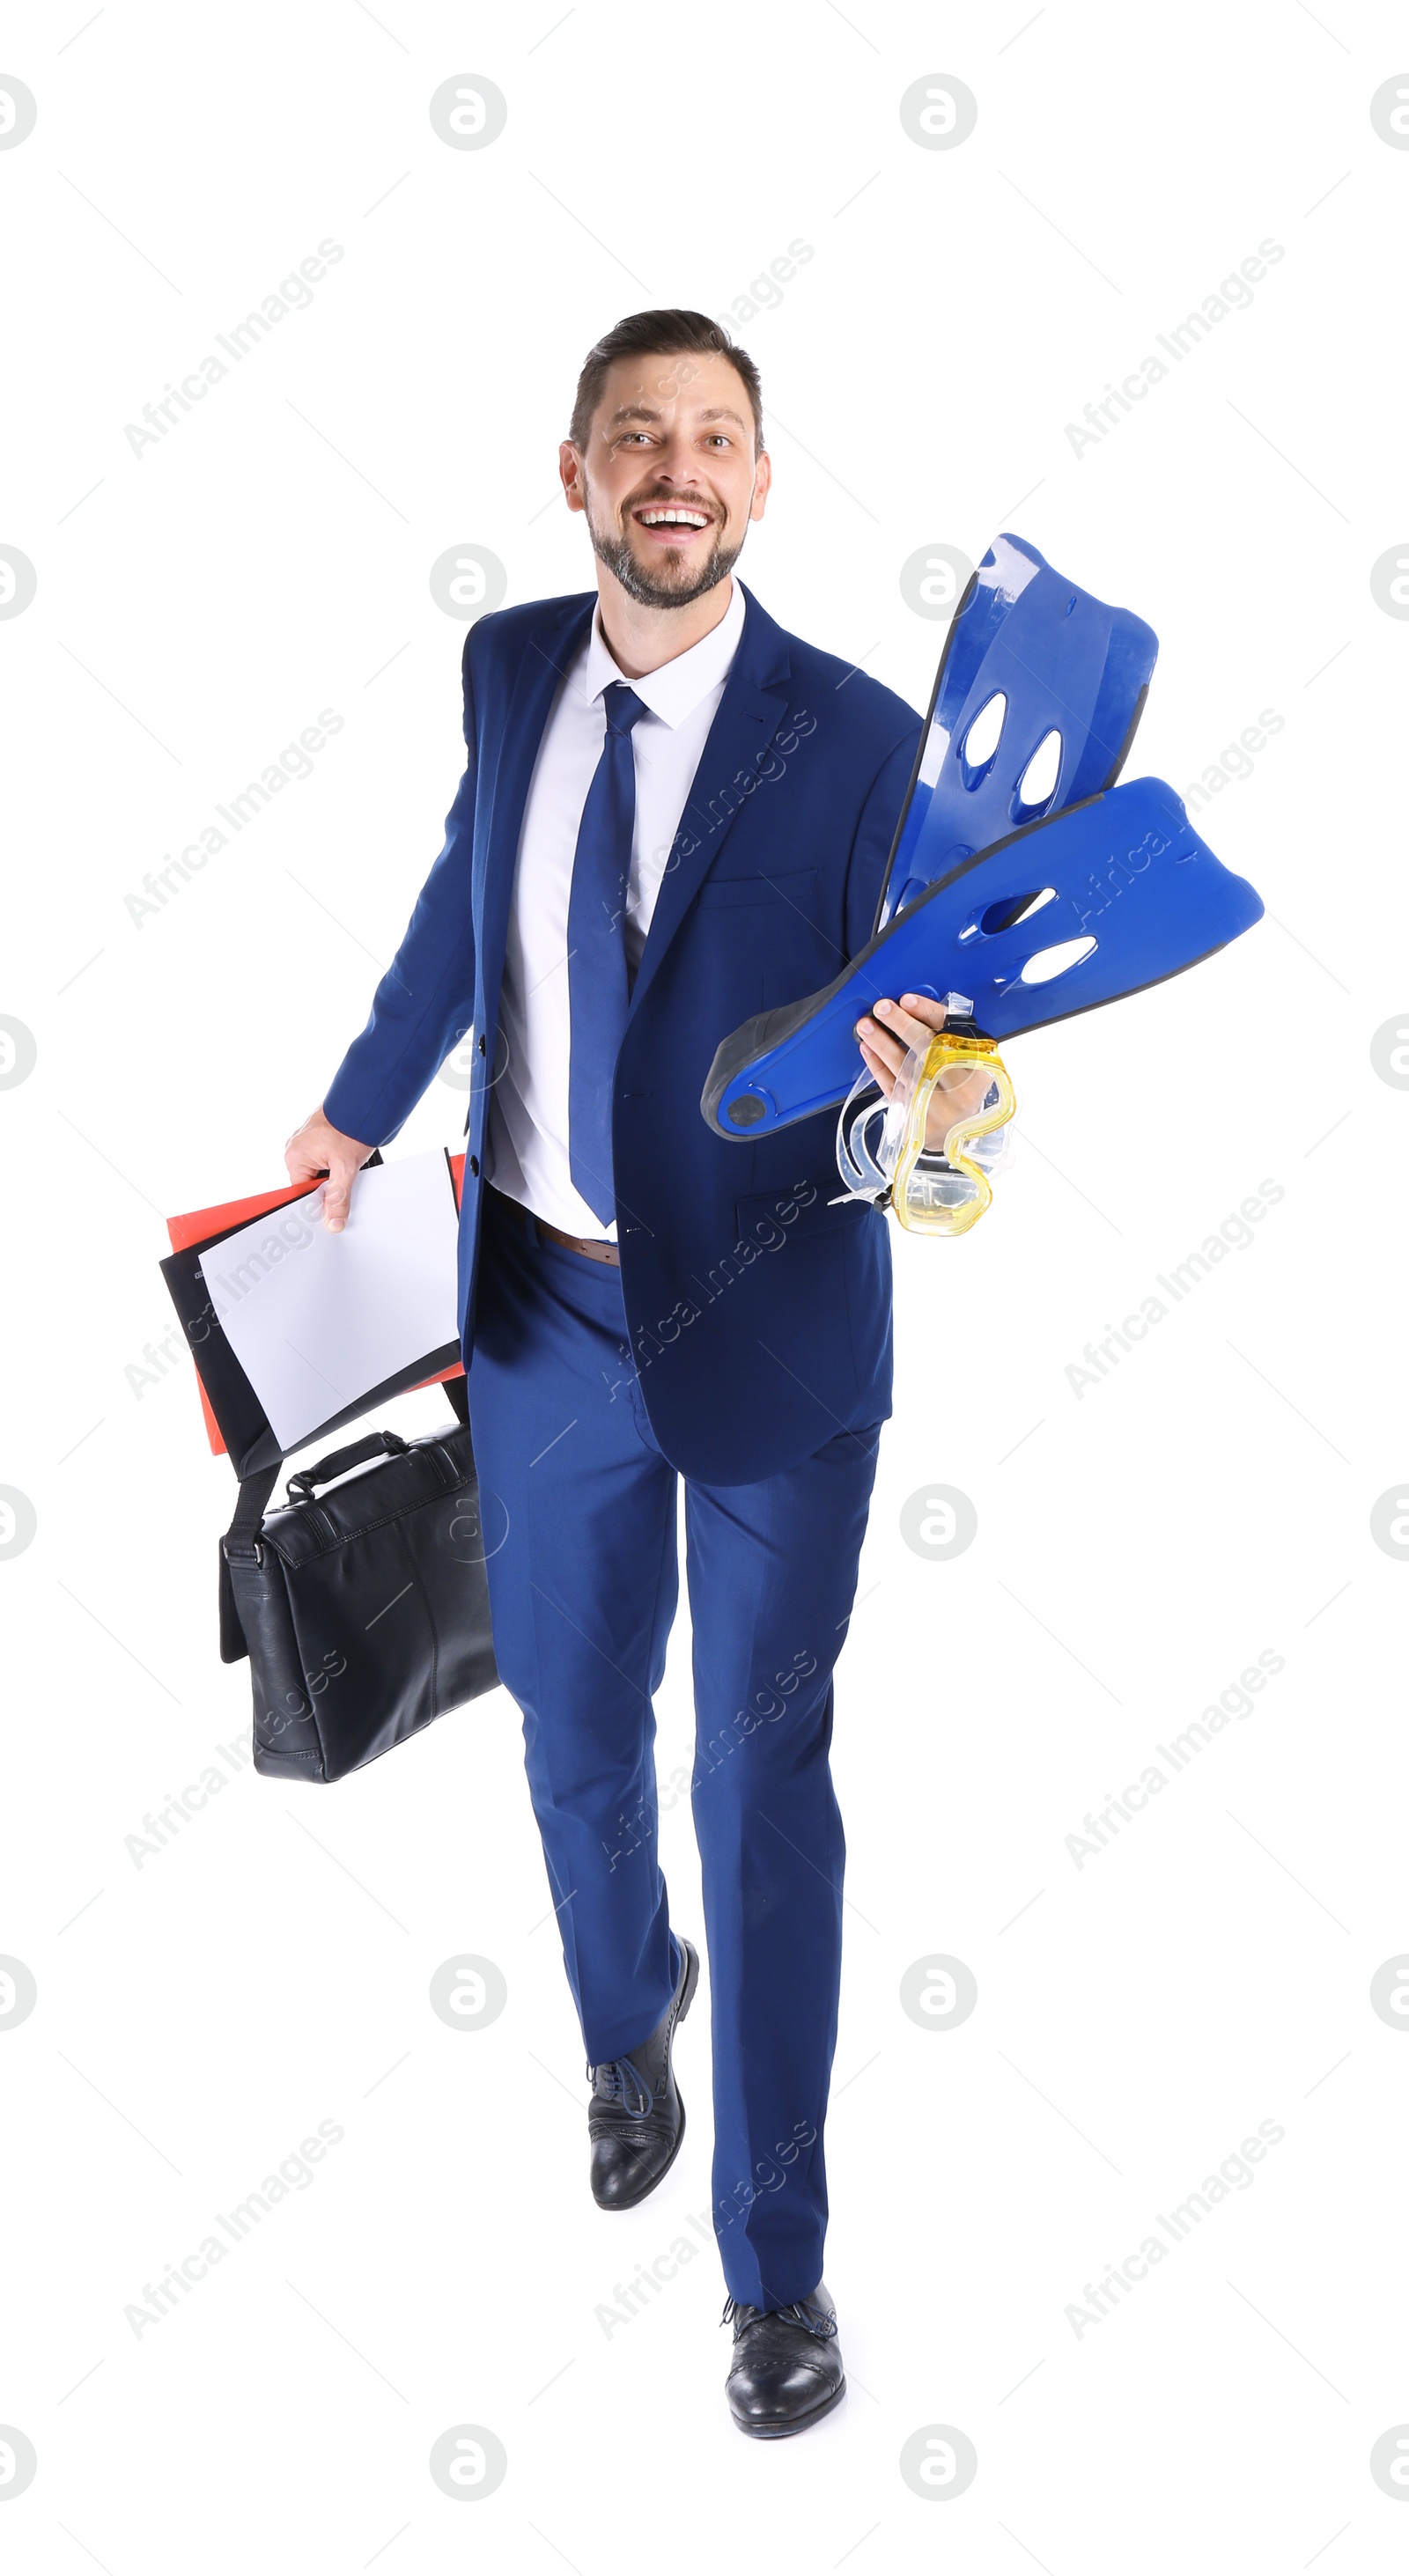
[284,1107,376,1233]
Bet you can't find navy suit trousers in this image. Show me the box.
[468,1184,880,2309]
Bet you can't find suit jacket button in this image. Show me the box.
[468,1154,480,1176]
[477,1034,487,1055]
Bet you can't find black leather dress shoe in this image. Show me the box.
[723,2281,845,2438]
[587,1938,699,2212]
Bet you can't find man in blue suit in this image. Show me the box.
[287,310,936,2437]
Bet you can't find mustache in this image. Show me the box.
[622,489,719,520]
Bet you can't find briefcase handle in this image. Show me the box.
[286,1430,410,1502]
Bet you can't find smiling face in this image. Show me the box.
[560,346,771,610]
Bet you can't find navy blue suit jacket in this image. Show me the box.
[323,581,923,1484]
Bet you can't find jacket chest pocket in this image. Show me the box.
[695,865,817,910]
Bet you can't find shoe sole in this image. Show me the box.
[730,2375,847,2440]
[594,1939,700,2214]
[675,1936,701,2028]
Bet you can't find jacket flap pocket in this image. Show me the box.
[733,1182,869,1242]
[697,865,816,910]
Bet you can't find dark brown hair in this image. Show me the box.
[569,308,763,453]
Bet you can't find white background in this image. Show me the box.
[2,2,1406,2566]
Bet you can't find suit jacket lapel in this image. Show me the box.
[477,593,594,1019]
[629,584,793,1019]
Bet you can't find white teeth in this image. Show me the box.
[638,509,708,526]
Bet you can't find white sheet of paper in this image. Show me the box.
[199,1151,461,1451]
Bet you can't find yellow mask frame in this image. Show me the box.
[888,1029,1017,1238]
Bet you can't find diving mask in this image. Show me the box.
[835,993,1017,1238]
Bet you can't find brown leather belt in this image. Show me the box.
[487,1183,620,1267]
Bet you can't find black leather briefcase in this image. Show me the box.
[218,1377,498,1782]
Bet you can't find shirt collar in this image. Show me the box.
[580,576,746,729]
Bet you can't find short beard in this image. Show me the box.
[585,495,743,610]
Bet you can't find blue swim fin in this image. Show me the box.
[702,777,1265,1140]
[874,529,1158,932]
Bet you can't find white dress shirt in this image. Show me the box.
[484,576,747,1240]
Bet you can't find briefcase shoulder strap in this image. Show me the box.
[218,1461,279,1666]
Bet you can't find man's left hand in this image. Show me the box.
[854,993,992,1153]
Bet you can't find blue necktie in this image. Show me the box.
[567,681,648,1226]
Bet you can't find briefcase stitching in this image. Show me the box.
[394,1520,440,1729]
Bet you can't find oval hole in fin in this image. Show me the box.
[1015,729,1062,809]
[962,691,1006,770]
[1018,933,1096,985]
[978,886,1058,936]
